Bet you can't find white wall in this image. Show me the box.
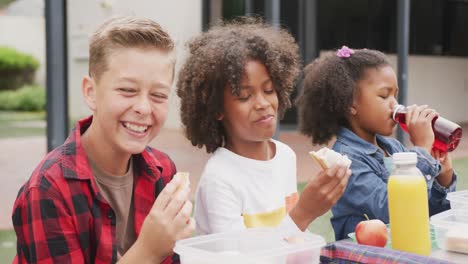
[67,0,202,128]
[0,15,45,87]
[387,55,468,124]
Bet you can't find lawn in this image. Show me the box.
[0,229,15,262]
[0,111,45,138]
[454,157,468,190]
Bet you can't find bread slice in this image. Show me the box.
[174,172,190,192]
[309,147,351,170]
[445,225,468,254]
[309,150,329,170]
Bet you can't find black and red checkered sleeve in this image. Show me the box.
[153,149,177,185]
[13,185,85,263]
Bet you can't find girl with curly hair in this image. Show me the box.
[296,46,456,240]
[177,18,351,235]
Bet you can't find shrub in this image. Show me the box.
[0,0,15,9]
[0,85,45,111]
[0,46,39,71]
[0,46,40,91]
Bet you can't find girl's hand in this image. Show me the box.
[431,149,454,187]
[406,104,437,153]
[289,162,351,231]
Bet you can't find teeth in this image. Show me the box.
[124,122,148,133]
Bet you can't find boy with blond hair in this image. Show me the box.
[12,17,194,263]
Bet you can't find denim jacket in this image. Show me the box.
[331,127,456,240]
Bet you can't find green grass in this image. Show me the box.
[453,157,468,190]
[0,0,14,9]
[0,111,45,138]
[0,230,15,263]
[299,157,468,243]
[0,111,45,122]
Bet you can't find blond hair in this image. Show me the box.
[89,16,175,82]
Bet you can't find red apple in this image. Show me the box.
[355,219,388,247]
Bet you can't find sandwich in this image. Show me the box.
[309,147,352,170]
[174,172,190,192]
[445,225,468,254]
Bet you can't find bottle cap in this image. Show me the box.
[392,152,417,165]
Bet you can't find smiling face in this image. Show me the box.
[220,60,278,149]
[83,47,174,155]
[350,65,399,142]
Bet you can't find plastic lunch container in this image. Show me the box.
[174,228,326,264]
[446,190,468,210]
[430,209,468,254]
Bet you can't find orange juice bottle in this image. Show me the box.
[388,152,431,256]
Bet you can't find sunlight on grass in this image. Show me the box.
[0,111,45,122]
[0,229,15,263]
[453,157,468,190]
[0,111,45,138]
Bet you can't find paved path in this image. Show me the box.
[1,124,467,229]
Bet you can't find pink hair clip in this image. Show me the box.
[336,45,355,58]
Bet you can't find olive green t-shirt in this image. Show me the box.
[88,158,136,259]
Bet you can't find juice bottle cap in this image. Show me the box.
[392,152,417,165]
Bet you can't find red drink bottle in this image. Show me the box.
[392,105,463,152]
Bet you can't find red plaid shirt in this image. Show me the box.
[12,116,179,264]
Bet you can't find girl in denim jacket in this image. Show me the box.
[296,46,457,240]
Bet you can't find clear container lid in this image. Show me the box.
[174,228,325,264]
[392,152,417,165]
[430,208,468,227]
[447,190,468,206]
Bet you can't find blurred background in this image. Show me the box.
[1,0,467,262]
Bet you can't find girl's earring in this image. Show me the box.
[350,108,357,115]
[217,114,224,121]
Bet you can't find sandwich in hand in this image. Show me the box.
[309,147,352,170]
[174,172,190,192]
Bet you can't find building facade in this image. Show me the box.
[68,0,468,128]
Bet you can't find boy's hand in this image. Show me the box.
[406,104,437,153]
[289,162,351,231]
[131,174,195,262]
[432,149,454,187]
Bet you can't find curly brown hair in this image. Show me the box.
[177,17,300,153]
[296,48,390,145]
